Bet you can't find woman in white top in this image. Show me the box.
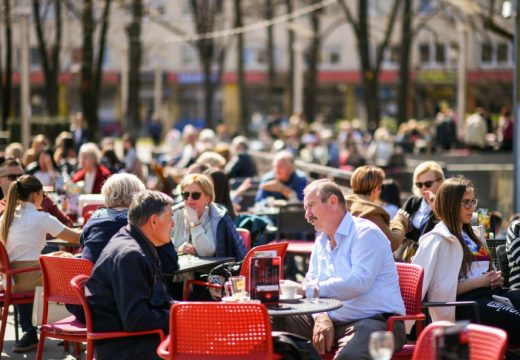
[0,175,80,352]
[412,176,520,344]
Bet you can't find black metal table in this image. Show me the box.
[174,256,235,275]
[267,297,342,317]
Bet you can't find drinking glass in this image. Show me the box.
[303,274,319,303]
[230,275,246,300]
[369,331,394,360]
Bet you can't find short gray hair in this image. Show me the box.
[128,190,173,227]
[304,179,346,210]
[78,142,102,165]
[273,150,295,166]
[102,173,145,208]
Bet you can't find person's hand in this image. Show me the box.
[279,279,304,295]
[395,209,412,232]
[312,313,334,354]
[178,242,197,255]
[423,190,436,207]
[484,270,504,288]
[234,177,252,197]
[260,179,284,193]
[184,206,199,225]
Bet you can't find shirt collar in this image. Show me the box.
[334,211,353,240]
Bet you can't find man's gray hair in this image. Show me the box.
[304,179,346,210]
[273,150,295,166]
[102,173,145,208]
[128,190,173,227]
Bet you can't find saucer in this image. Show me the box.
[279,294,303,303]
[222,296,251,302]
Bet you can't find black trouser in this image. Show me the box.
[457,287,520,345]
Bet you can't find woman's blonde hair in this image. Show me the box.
[180,173,215,202]
[0,175,43,244]
[102,173,145,208]
[350,165,385,195]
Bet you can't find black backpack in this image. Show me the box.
[272,331,322,360]
[188,261,243,301]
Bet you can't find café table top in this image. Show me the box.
[267,297,342,317]
[174,255,235,275]
[46,239,82,248]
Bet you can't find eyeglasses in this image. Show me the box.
[415,178,441,189]
[181,191,202,201]
[0,173,22,181]
[461,199,478,209]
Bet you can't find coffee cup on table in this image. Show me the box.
[280,282,299,299]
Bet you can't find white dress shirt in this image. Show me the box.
[3,202,65,262]
[308,212,405,322]
[411,198,431,230]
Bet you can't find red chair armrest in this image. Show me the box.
[89,329,165,342]
[183,279,223,301]
[387,314,426,332]
[9,265,41,275]
[157,336,170,359]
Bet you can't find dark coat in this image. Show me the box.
[225,153,257,179]
[86,225,174,360]
[402,195,438,242]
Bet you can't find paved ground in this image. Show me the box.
[1,309,79,360]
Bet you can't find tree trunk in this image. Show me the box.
[126,0,143,137]
[397,0,412,125]
[1,0,13,129]
[202,57,214,129]
[266,0,276,112]
[81,0,97,136]
[285,0,294,115]
[304,5,321,123]
[234,0,247,132]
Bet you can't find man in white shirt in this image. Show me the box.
[275,179,406,359]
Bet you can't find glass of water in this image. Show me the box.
[303,273,320,303]
[369,331,394,360]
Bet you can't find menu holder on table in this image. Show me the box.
[249,255,281,305]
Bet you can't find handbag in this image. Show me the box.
[32,286,73,327]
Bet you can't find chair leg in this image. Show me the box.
[86,340,94,360]
[35,331,46,360]
[0,302,10,354]
[74,341,81,357]
[64,340,69,351]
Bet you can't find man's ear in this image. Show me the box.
[149,214,158,229]
[328,194,338,210]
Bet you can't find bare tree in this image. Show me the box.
[265,0,276,112]
[285,0,295,115]
[234,0,248,131]
[0,0,13,129]
[338,0,400,131]
[189,0,224,129]
[32,0,62,116]
[126,0,143,136]
[304,1,322,123]
[80,0,112,139]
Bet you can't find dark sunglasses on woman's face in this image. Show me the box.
[415,179,440,189]
[182,191,202,200]
[0,173,22,181]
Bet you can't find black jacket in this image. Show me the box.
[402,195,438,242]
[86,225,174,360]
[225,153,257,179]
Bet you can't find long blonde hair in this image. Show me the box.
[0,175,43,244]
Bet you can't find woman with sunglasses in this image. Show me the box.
[396,161,445,261]
[412,177,520,344]
[0,175,80,352]
[171,173,246,260]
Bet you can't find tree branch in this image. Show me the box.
[337,0,358,31]
[375,0,400,74]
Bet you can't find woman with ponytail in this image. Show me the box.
[413,176,520,344]
[0,175,80,352]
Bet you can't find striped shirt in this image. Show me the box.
[506,220,520,289]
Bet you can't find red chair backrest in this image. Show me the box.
[0,241,11,275]
[82,204,103,222]
[240,242,288,290]
[168,302,273,359]
[396,262,424,316]
[237,228,252,251]
[40,256,93,306]
[412,321,509,360]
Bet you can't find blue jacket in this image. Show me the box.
[87,225,173,360]
[255,169,308,203]
[172,202,247,261]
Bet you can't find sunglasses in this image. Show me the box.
[415,179,440,189]
[461,199,478,210]
[181,191,202,201]
[0,173,22,181]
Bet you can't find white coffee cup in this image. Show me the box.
[280,282,299,299]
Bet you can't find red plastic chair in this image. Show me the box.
[237,228,252,251]
[70,274,165,360]
[157,302,274,360]
[183,242,289,300]
[412,321,508,360]
[36,256,94,360]
[321,263,426,360]
[82,204,103,223]
[0,241,40,354]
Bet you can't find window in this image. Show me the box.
[244,47,270,69]
[321,46,341,67]
[497,43,509,64]
[434,43,445,64]
[419,43,430,65]
[182,45,197,67]
[481,43,493,64]
[480,42,512,67]
[30,48,41,68]
[382,45,399,68]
